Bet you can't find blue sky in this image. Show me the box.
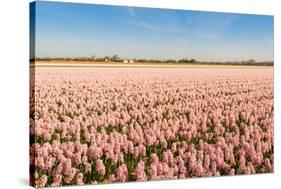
[33,1,273,62]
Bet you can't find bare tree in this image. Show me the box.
[247,59,256,64]
[112,54,119,60]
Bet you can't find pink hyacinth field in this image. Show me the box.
[30,66,273,187]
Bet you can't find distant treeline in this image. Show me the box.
[31,55,273,66]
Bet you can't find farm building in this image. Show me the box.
[112,58,124,62]
[112,58,134,63]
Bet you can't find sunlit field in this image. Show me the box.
[30,66,273,187]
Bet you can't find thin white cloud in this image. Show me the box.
[194,32,219,40]
[127,7,138,18]
[190,16,239,40]
[126,7,184,34]
[128,19,160,32]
